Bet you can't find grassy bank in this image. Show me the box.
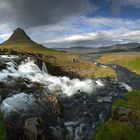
[95,90,140,140]
[0,41,116,78]
[98,54,140,75]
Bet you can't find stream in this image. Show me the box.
[0,55,133,140]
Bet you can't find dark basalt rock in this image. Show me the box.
[5,94,70,140]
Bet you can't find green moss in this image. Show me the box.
[112,99,125,111]
[95,90,140,140]
[95,119,140,140]
[0,112,6,140]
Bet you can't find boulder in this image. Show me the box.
[112,106,132,121]
[22,117,48,140]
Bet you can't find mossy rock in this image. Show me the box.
[95,90,140,140]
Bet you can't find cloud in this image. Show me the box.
[80,16,140,30]
[45,29,140,48]
[109,0,140,13]
[39,16,140,48]
[0,0,90,28]
[0,0,139,48]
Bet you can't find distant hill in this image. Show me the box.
[99,43,140,53]
[57,43,140,54]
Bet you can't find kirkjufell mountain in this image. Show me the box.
[2,28,36,45]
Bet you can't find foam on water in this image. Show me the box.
[0,58,99,96]
[0,55,20,59]
[121,83,132,92]
[0,57,132,97]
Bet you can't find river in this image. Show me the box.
[0,55,133,140]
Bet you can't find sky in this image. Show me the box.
[0,0,140,48]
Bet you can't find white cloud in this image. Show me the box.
[42,17,140,47]
[0,23,16,42]
[80,16,140,30]
[45,29,140,48]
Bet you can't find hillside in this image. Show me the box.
[0,28,116,78]
[98,43,140,53]
[56,43,140,55]
[98,54,140,75]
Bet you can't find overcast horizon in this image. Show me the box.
[0,0,140,48]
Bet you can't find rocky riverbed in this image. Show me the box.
[0,55,133,140]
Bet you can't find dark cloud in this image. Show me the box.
[0,0,90,28]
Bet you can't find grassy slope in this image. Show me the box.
[95,90,140,140]
[98,54,140,75]
[0,112,6,140]
[0,41,116,78]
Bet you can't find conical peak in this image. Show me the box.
[7,28,31,42]
[13,28,26,34]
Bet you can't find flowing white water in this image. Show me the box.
[0,55,20,59]
[0,57,132,97]
[0,58,103,96]
[42,61,48,73]
[0,56,133,140]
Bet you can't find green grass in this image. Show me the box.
[95,90,140,140]
[0,112,6,140]
[0,40,116,78]
[121,58,140,75]
[98,54,140,75]
[95,119,140,140]
[91,67,116,78]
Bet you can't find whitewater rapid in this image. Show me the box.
[0,55,133,140]
[0,57,106,97]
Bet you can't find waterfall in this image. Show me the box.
[0,55,133,140]
[42,61,48,73]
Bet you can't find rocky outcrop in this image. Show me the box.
[112,106,132,121]
[5,94,70,140]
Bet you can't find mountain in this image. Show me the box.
[1,28,59,54]
[99,43,140,53]
[56,43,140,54]
[3,28,32,43]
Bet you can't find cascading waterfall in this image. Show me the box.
[42,61,48,73]
[0,55,132,140]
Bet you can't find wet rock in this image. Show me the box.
[22,117,47,140]
[0,61,7,70]
[112,106,132,121]
[40,95,64,118]
[48,84,62,95]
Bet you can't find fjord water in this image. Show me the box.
[0,55,132,140]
